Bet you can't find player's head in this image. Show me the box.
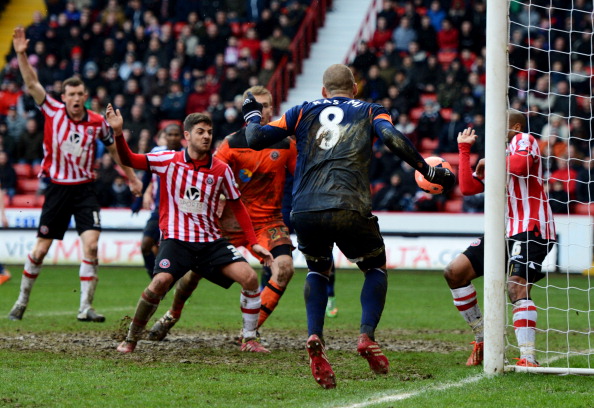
[507,111,526,141]
[183,113,213,155]
[61,77,88,118]
[243,86,273,124]
[322,64,358,98]
[164,123,183,151]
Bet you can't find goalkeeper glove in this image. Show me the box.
[242,92,263,123]
[425,165,456,193]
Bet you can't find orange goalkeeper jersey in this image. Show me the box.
[215,127,296,229]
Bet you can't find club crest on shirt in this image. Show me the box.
[206,175,214,185]
[470,238,481,247]
[62,131,83,157]
[159,259,171,268]
[178,186,206,214]
[39,225,49,235]
[270,151,280,160]
[86,127,95,136]
[517,139,530,151]
[239,169,253,182]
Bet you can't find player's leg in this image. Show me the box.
[260,265,272,290]
[291,211,336,389]
[77,229,105,322]
[507,232,552,367]
[148,270,201,341]
[117,239,190,353]
[220,259,269,353]
[0,263,11,285]
[337,211,390,375]
[326,261,338,318]
[9,237,53,320]
[444,237,484,366]
[141,214,160,279]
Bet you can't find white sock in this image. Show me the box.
[241,289,261,339]
[513,299,537,361]
[79,258,98,312]
[16,254,42,306]
[451,284,484,342]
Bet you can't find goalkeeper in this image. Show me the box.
[445,111,556,368]
[243,63,455,389]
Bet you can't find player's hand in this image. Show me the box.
[105,104,124,135]
[13,27,29,54]
[129,176,143,197]
[475,158,486,179]
[457,127,477,145]
[252,244,273,267]
[425,165,456,193]
[242,92,263,123]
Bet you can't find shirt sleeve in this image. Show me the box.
[287,138,297,175]
[458,142,484,195]
[220,164,241,200]
[246,105,302,150]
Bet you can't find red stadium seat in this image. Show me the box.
[573,203,594,215]
[18,178,40,194]
[410,106,424,123]
[440,108,453,121]
[10,194,41,208]
[420,138,438,153]
[32,164,42,177]
[419,93,437,106]
[158,120,183,130]
[444,199,463,213]
[437,51,458,69]
[13,163,32,178]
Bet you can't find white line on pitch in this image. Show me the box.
[333,374,484,408]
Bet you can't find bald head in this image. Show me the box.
[322,64,356,96]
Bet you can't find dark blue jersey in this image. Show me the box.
[246,96,428,215]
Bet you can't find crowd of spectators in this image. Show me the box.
[0,0,592,213]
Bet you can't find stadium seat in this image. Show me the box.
[440,108,453,121]
[18,178,40,194]
[32,164,42,177]
[11,194,40,208]
[441,152,459,167]
[13,163,32,178]
[444,199,463,213]
[158,120,183,130]
[573,203,594,215]
[419,93,437,106]
[420,138,438,153]
[437,51,458,69]
[410,106,424,123]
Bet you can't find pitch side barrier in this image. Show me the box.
[0,209,589,272]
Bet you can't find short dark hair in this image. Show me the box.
[183,113,212,132]
[61,77,86,93]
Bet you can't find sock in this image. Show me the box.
[143,251,156,280]
[451,284,484,342]
[16,254,42,306]
[260,266,272,291]
[257,279,285,328]
[241,289,261,339]
[79,258,98,312]
[127,288,162,342]
[170,273,200,319]
[513,299,537,361]
[360,268,387,340]
[304,271,329,337]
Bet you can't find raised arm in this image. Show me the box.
[13,27,45,105]
[105,104,150,172]
[242,92,291,150]
[457,128,484,195]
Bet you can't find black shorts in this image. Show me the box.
[290,209,386,270]
[463,232,555,283]
[154,238,248,288]
[142,212,160,242]
[38,181,101,240]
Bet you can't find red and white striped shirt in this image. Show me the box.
[39,95,113,184]
[506,132,556,239]
[147,149,241,242]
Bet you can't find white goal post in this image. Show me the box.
[485,0,594,375]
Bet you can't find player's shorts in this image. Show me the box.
[142,212,160,242]
[38,181,101,240]
[291,209,386,271]
[223,218,293,261]
[463,231,555,283]
[154,238,248,289]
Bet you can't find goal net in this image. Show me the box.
[500,0,594,374]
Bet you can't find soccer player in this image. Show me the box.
[7,27,142,322]
[135,124,184,278]
[242,64,455,388]
[105,106,274,354]
[445,112,556,367]
[148,85,297,341]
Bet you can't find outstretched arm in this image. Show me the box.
[13,27,45,105]
[226,198,273,266]
[242,92,291,150]
[457,128,484,195]
[105,104,149,171]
